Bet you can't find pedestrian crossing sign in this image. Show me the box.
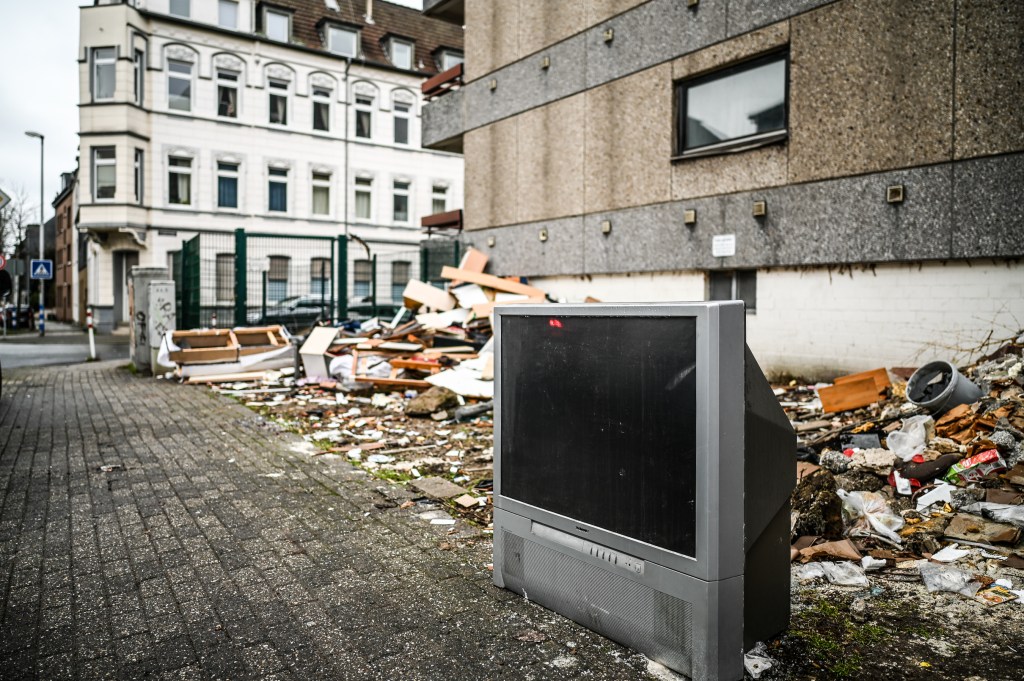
[30,259,53,280]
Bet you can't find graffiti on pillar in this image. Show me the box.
[148,283,176,348]
[135,310,148,348]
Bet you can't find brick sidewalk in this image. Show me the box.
[0,361,652,680]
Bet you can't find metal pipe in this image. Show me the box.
[25,131,44,336]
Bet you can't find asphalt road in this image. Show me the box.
[0,324,129,369]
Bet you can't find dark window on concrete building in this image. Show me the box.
[355,95,373,139]
[216,253,235,301]
[313,87,331,131]
[353,259,371,299]
[93,147,116,201]
[675,52,787,157]
[268,167,288,212]
[217,69,239,117]
[268,79,288,125]
[311,258,330,296]
[268,256,290,302]
[709,270,757,312]
[92,47,116,101]
[391,261,410,301]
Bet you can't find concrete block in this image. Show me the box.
[788,0,955,183]
[726,0,837,37]
[584,0,725,89]
[464,0,520,81]
[516,94,586,223]
[463,216,585,278]
[584,64,673,214]
[952,153,1024,258]
[953,0,1024,159]
[518,0,588,58]
[463,117,519,231]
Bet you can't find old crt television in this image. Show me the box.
[493,302,795,681]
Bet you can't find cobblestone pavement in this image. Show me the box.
[0,361,654,680]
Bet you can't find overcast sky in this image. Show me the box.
[0,0,422,228]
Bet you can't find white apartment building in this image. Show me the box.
[78,0,465,331]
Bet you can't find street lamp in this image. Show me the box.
[25,130,44,336]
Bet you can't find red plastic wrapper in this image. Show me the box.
[943,449,1007,485]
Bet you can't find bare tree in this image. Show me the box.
[0,181,33,256]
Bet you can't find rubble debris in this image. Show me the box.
[945,513,1022,545]
[918,561,982,597]
[743,642,775,679]
[410,476,470,500]
[406,386,459,417]
[791,468,845,539]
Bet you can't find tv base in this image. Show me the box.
[493,509,745,681]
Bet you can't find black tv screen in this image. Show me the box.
[500,315,698,557]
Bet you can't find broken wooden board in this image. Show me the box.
[390,359,442,373]
[818,377,880,414]
[471,296,546,318]
[353,376,431,389]
[439,266,545,298]
[185,371,268,384]
[402,279,456,311]
[834,367,891,394]
[454,494,479,508]
[410,477,469,500]
[299,327,339,379]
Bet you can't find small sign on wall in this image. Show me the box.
[711,234,736,258]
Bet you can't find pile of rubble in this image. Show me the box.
[785,334,1024,606]
[159,247,540,527]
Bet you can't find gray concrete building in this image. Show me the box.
[421,0,1024,376]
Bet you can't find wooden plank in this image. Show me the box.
[421,346,476,355]
[391,359,442,372]
[169,348,239,364]
[819,377,882,414]
[439,266,545,298]
[834,367,890,394]
[353,376,431,388]
[402,279,456,311]
[422,63,463,96]
[471,297,546,317]
[458,247,489,274]
[185,371,267,384]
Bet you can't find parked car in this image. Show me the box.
[247,295,332,333]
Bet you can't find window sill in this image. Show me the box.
[672,130,787,162]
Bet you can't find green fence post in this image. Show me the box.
[337,236,348,321]
[371,254,378,318]
[261,271,267,323]
[420,244,429,286]
[234,228,247,327]
[453,239,461,271]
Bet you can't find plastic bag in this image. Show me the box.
[887,415,935,461]
[918,560,982,597]
[744,642,775,679]
[838,490,905,543]
[821,561,870,587]
[962,502,1024,529]
[793,563,825,581]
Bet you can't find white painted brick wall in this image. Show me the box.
[537,261,1024,379]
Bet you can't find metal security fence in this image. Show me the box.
[170,231,462,333]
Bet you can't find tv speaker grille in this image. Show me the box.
[502,532,692,675]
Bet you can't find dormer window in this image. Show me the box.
[438,49,463,72]
[264,8,291,42]
[388,38,414,70]
[327,26,358,57]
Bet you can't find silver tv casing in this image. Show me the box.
[492,302,795,681]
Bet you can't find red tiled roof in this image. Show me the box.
[258,0,464,75]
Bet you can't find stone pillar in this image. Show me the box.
[128,267,168,373]
[147,280,176,375]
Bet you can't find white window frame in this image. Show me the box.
[311,171,331,217]
[133,149,144,204]
[267,166,289,213]
[393,101,411,146]
[354,94,374,139]
[354,177,373,222]
[216,68,240,118]
[218,0,239,29]
[327,26,359,57]
[431,184,448,215]
[167,156,193,206]
[389,38,414,70]
[392,180,411,224]
[92,47,116,102]
[167,59,193,112]
[216,161,240,210]
[92,147,116,202]
[312,87,331,132]
[439,50,464,71]
[169,0,190,18]
[264,9,291,42]
[267,79,289,125]
[133,48,145,105]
